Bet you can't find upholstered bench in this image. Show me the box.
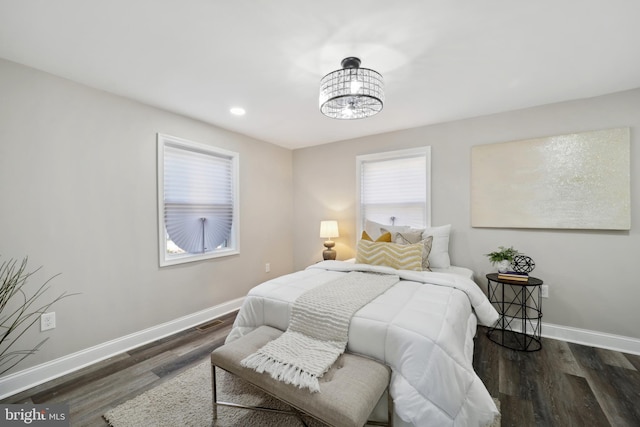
[211,325,393,427]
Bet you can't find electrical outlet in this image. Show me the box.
[41,312,56,331]
[541,285,549,298]
[265,263,271,273]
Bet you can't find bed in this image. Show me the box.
[226,258,499,427]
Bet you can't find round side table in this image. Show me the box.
[486,273,543,352]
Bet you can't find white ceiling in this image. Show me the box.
[1,1,640,149]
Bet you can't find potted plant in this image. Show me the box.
[485,246,520,273]
[1,257,74,375]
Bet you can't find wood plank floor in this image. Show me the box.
[473,326,640,427]
[1,311,237,426]
[3,312,640,426]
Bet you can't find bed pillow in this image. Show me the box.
[364,219,410,241]
[421,224,451,268]
[383,229,433,270]
[386,229,423,244]
[417,236,433,271]
[361,230,392,242]
[355,239,423,271]
[410,233,433,271]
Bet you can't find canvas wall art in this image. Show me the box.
[471,127,630,230]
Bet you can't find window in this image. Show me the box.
[356,147,431,233]
[157,133,239,266]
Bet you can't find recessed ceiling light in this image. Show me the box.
[230,107,246,116]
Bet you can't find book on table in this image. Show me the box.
[497,271,529,282]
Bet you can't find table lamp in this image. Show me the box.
[319,220,339,260]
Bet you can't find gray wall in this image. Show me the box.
[293,88,640,339]
[0,58,294,373]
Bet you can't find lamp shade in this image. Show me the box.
[319,57,384,120]
[319,220,339,239]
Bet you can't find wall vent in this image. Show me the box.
[196,319,224,332]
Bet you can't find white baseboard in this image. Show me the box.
[541,322,640,356]
[0,298,244,400]
[495,318,640,356]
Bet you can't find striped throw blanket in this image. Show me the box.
[241,271,399,392]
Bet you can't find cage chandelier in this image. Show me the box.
[319,57,384,120]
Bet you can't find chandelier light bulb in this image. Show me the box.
[350,79,362,94]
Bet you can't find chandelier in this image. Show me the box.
[319,57,384,120]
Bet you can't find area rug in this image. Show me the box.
[103,360,501,426]
[104,360,322,427]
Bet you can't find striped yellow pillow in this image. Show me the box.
[355,239,423,271]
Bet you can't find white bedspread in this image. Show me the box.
[226,261,500,427]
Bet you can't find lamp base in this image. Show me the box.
[323,240,336,260]
[323,249,336,260]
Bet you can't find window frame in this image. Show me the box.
[356,147,432,236]
[157,133,240,267]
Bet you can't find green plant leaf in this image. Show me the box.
[0,256,78,376]
[485,246,520,264]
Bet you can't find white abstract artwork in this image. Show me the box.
[471,128,630,230]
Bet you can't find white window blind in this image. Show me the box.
[357,147,431,232]
[157,134,239,266]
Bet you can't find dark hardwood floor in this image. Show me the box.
[1,311,237,426]
[2,312,639,426]
[473,326,640,427]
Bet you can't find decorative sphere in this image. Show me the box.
[512,255,535,273]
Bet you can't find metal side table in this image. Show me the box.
[486,273,543,352]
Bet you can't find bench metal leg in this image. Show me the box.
[211,364,309,426]
[389,388,394,427]
[363,388,394,427]
[211,364,218,420]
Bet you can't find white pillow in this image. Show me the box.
[422,224,451,268]
[364,219,409,241]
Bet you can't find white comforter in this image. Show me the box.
[226,261,500,427]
